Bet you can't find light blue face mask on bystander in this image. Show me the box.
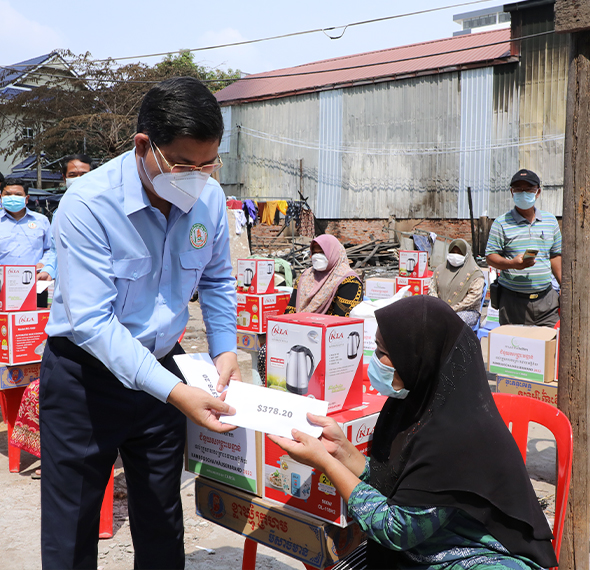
[513,190,538,210]
[1,195,26,213]
[367,352,409,399]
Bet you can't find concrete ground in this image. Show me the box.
[0,302,557,569]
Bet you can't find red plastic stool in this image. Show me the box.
[0,386,27,472]
[99,466,115,539]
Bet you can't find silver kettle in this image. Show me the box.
[286,345,314,395]
[347,331,360,360]
[22,270,33,285]
[244,268,254,288]
[406,257,416,275]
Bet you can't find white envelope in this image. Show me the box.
[219,381,329,439]
[173,353,224,397]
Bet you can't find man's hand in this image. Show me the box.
[167,382,236,433]
[511,253,536,270]
[37,271,52,281]
[36,262,44,272]
[213,351,242,392]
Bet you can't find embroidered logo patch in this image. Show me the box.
[190,223,208,249]
[28,222,37,229]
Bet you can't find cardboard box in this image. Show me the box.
[488,325,557,383]
[237,331,262,352]
[263,394,386,526]
[186,424,263,496]
[266,314,364,414]
[365,278,396,301]
[0,310,49,365]
[237,259,275,294]
[0,266,37,312]
[237,292,290,334]
[0,362,41,390]
[395,276,429,296]
[398,251,428,277]
[195,478,366,569]
[496,375,558,408]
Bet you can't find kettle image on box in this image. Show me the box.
[286,345,314,395]
[347,331,360,360]
[243,268,254,289]
[22,270,33,285]
[406,257,416,276]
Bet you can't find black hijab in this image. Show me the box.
[368,296,556,568]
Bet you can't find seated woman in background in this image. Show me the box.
[270,296,556,570]
[258,234,362,380]
[429,238,485,327]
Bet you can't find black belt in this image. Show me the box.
[503,285,553,300]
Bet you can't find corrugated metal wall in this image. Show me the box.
[219,7,568,219]
[458,67,494,219]
[316,90,343,218]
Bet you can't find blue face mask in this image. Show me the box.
[513,190,537,210]
[1,195,26,213]
[368,352,409,399]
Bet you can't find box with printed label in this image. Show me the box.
[237,259,275,294]
[398,251,428,277]
[0,265,37,312]
[237,292,290,334]
[263,394,386,526]
[195,478,366,568]
[0,310,49,365]
[496,375,558,408]
[488,325,557,383]
[266,314,364,414]
[365,278,396,301]
[395,276,429,296]
[186,423,263,496]
[237,331,263,352]
[0,362,41,390]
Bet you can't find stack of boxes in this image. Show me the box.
[0,266,49,389]
[236,259,290,342]
[187,311,388,562]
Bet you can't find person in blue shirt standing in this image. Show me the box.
[39,77,240,570]
[37,154,93,282]
[0,177,51,269]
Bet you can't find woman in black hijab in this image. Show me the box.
[269,296,556,570]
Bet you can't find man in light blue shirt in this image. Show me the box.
[0,177,51,268]
[40,77,240,569]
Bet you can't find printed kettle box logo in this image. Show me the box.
[16,313,38,326]
[190,223,208,249]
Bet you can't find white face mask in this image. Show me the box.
[141,149,210,213]
[311,253,329,272]
[65,178,75,189]
[447,253,466,267]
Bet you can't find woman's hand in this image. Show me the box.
[306,413,349,458]
[268,429,333,472]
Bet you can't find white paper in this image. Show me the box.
[173,353,224,397]
[219,381,329,439]
[36,280,52,294]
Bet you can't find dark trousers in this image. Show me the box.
[499,286,560,327]
[39,337,186,570]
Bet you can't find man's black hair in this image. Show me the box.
[61,154,93,177]
[137,77,224,146]
[0,177,29,195]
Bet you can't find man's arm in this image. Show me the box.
[486,252,535,271]
[38,216,53,267]
[38,229,57,281]
[551,255,562,285]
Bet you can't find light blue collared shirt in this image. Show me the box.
[41,222,57,279]
[0,208,51,265]
[46,150,237,402]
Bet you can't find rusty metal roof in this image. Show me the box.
[216,28,513,105]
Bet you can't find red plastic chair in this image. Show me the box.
[0,386,27,472]
[99,466,115,539]
[492,393,573,567]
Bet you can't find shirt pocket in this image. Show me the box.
[112,256,152,317]
[179,250,204,305]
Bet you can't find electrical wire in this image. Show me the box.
[92,0,498,62]
[0,30,555,88]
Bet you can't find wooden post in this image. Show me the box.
[555,3,590,568]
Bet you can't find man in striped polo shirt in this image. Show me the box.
[485,169,561,327]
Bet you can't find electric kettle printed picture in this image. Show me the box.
[243,268,254,289]
[347,331,361,360]
[286,345,314,395]
[22,270,33,285]
[406,257,416,276]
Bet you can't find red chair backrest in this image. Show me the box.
[492,393,573,567]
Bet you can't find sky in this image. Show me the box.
[1,0,509,75]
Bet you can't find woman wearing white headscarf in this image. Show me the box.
[428,239,485,327]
